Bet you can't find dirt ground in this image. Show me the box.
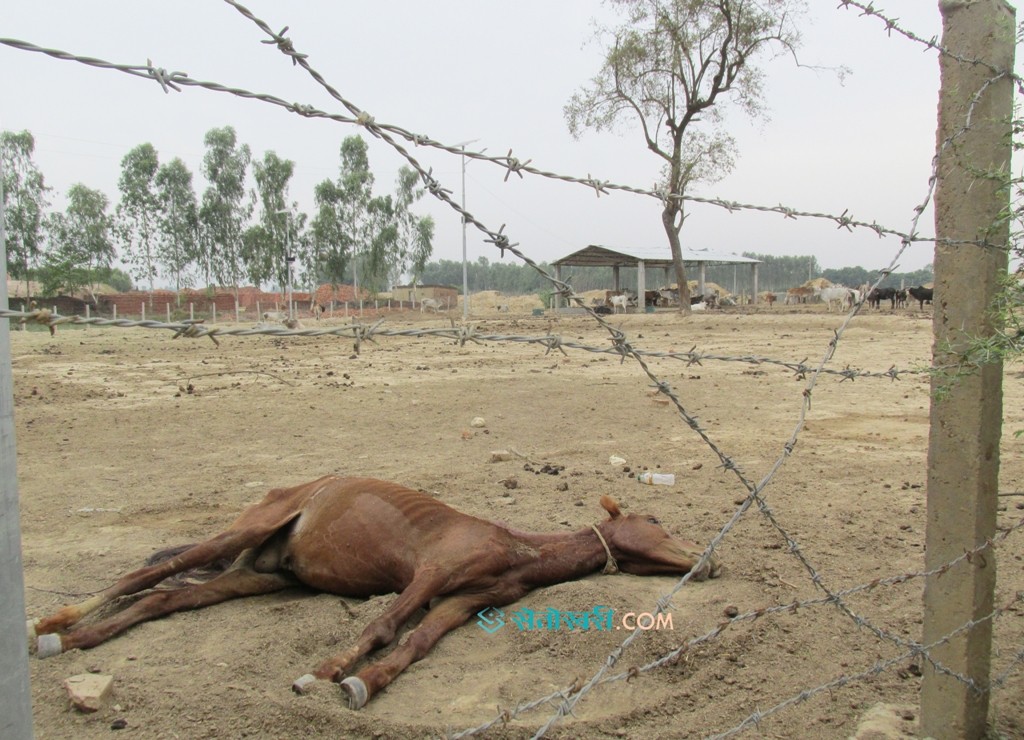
[11,300,1024,739]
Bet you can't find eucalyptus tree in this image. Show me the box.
[44,183,115,297]
[116,143,161,299]
[246,150,300,290]
[1,130,50,299]
[199,126,252,295]
[154,157,199,300]
[363,194,398,293]
[565,0,805,312]
[391,166,435,288]
[310,136,374,286]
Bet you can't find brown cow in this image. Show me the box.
[28,476,720,709]
[785,286,815,305]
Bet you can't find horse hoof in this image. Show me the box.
[340,676,368,710]
[26,619,38,640]
[36,633,63,658]
[292,674,317,695]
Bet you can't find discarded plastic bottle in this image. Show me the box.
[637,472,675,486]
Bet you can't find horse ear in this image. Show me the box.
[600,495,622,519]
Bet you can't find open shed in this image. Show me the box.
[551,245,763,308]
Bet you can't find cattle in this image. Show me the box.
[764,293,777,308]
[867,287,898,309]
[816,285,855,312]
[261,310,287,322]
[644,290,661,308]
[658,288,679,307]
[311,303,325,321]
[609,294,630,313]
[786,286,815,305]
[908,286,934,310]
[420,298,443,313]
[895,289,908,309]
[27,476,721,709]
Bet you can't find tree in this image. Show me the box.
[565,0,805,313]
[199,126,252,296]
[391,167,435,287]
[310,136,374,287]
[246,151,300,292]
[1,130,50,300]
[44,183,115,297]
[154,158,200,300]
[116,143,161,300]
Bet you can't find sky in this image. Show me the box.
[0,1,960,279]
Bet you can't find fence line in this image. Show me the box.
[0,306,940,381]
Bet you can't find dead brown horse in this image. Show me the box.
[28,475,721,709]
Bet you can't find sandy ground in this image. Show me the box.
[11,301,1024,739]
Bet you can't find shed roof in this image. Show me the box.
[553,245,761,268]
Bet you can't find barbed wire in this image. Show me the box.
[838,0,1024,92]
[228,1,1014,731]
[0,34,1006,258]
[0,308,938,381]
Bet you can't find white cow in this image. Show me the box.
[420,298,443,313]
[817,285,855,312]
[609,294,629,313]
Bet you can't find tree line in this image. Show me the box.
[0,128,435,303]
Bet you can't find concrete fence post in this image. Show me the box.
[0,145,34,740]
[922,1,1014,737]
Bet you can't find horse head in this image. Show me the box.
[597,495,722,580]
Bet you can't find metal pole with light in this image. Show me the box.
[453,139,479,320]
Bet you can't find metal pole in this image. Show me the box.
[286,219,294,321]
[0,148,35,740]
[452,138,479,321]
[461,146,469,321]
[921,2,1013,737]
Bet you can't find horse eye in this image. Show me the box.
[647,516,660,525]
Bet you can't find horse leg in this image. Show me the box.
[339,593,494,709]
[294,570,448,688]
[31,528,275,639]
[38,553,294,657]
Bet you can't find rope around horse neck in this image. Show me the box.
[589,525,619,575]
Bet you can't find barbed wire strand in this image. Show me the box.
[0,308,940,381]
[0,33,1006,258]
